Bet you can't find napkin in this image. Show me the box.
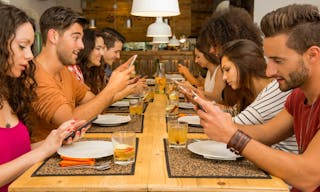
[59,155,95,167]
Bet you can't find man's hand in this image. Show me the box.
[194,96,237,143]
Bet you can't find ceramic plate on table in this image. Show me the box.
[179,102,195,109]
[187,140,241,160]
[178,115,201,126]
[165,74,185,81]
[57,140,113,159]
[93,114,131,126]
[146,78,155,85]
[126,94,143,99]
[111,100,129,107]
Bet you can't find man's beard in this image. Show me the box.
[57,48,75,66]
[279,59,308,92]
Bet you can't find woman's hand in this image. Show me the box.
[39,120,87,157]
[177,64,190,76]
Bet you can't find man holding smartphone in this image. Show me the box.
[30,7,135,142]
[195,4,320,191]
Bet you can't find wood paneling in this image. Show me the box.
[82,0,213,41]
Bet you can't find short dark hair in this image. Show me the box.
[40,6,87,45]
[101,27,126,49]
[260,4,320,37]
[199,6,262,53]
[220,39,267,111]
[287,22,320,55]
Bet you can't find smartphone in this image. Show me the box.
[190,90,206,112]
[128,54,138,68]
[64,116,98,140]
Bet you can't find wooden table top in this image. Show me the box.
[9,94,289,192]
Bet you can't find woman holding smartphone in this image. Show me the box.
[220,39,297,153]
[0,5,86,192]
[74,29,146,101]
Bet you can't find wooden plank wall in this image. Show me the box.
[83,0,213,42]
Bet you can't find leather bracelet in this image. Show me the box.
[227,130,251,155]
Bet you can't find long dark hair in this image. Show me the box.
[220,39,267,112]
[199,7,262,54]
[0,4,37,128]
[77,29,106,94]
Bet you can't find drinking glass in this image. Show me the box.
[167,120,188,148]
[112,131,136,165]
[129,98,143,118]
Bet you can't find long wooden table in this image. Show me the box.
[9,94,289,192]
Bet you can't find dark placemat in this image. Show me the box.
[32,138,139,177]
[164,139,270,179]
[179,108,196,115]
[166,116,203,133]
[88,114,144,133]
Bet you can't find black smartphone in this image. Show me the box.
[64,116,98,140]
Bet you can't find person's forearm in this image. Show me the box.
[182,71,202,87]
[0,147,47,187]
[113,86,133,102]
[242,139,318,191]
[72,85,117,119]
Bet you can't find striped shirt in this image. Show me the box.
[233,80,298,154]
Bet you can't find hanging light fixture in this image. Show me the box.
[131,0,180,17]
[89,19,96,29]
[131,0,180,38]
[168,35,180,46]
[147,17,171,37]
[152,36,169,44]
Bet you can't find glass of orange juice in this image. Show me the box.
[167,120,188,148]
[129,98,143,118]
[112,131,136,165]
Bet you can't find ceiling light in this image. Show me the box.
[147,17,171,37]
[131,0,180,17]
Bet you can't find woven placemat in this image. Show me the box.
[87,114,144,133]
[164,139,270,178]
[166,116,203,133]
[32,138,139,177]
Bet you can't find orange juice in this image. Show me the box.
[168,122,188,148]
[113,144,135,161]
[129,104,143,115]
[155,77,166,94]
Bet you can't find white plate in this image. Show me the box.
[146,78,155,85]
[111,100,129,107]
[187,140,241,160]
[126,94,143,99]
[179,102,195,109]
[93,114,131,126]
[165,74,185,81]
[57,140,113,159]
[178,115,200,126]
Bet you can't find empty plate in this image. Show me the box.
[57,140,113,159]
[178,115,201,126]
[93,114,131,126]
[111,100,129,107]
[187,140,241,160]
[179,102,195,109]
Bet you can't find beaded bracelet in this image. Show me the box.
[227,130,251,155]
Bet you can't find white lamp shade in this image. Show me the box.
[147,17,172,37]
[168,35,180,46]
[152,37,169,44]
[131,0,180,17]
